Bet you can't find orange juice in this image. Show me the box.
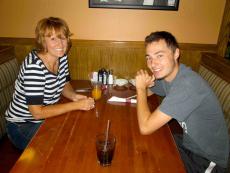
[92,85,102,100]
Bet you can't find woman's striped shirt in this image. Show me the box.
[5,51,70,123]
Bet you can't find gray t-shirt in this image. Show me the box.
[150,64,229,168]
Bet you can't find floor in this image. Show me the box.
[0,136,22,173]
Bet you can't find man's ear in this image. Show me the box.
[174,48,180,60]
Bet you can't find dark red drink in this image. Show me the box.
[96,134,116,166]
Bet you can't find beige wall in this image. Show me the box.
[0,0,226,43]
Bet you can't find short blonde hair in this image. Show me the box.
[35,17,72,53]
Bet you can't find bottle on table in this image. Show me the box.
[101,68,108,85]
[108,69,113,85]
[98,69,103,83]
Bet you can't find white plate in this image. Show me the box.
[129,79,136,86]
[115,79,128,86]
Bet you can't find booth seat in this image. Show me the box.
[0,46,19,140]
[198,53,230,132]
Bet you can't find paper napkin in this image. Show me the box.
[108,96,137,104]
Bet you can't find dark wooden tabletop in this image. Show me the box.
[10,80,185,173]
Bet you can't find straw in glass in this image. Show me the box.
[103,120,111,151]
[95,104,99,118]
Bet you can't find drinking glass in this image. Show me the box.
[92,82,102,100]
[96,133,116,166]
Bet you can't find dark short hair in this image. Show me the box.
[145,31,179,53]
[35,17,72,53]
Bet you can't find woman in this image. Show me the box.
[5,17,95,150]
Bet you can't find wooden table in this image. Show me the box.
[10,80,186,173]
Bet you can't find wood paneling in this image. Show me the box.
[0,46,15,64]
[0,38,34,63]
[201,52,230,83]
[217,0,230,57]
[0,37,216,80]
[69,40,146,80]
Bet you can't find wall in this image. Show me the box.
[0,0,226,43]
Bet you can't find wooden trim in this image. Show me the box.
[0,37,216,51]
[179,43,216,51]
[201,52,230,83]
[72,39,145,48]
[0,37,35,45]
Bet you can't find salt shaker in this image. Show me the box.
[108,69,113,85]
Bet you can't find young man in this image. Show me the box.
[135,31,229,172]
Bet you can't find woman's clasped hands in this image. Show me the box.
[72,94,95,111]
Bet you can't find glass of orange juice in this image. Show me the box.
[92,82,102,100]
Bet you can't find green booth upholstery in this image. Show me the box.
[0,46,19,140]
[199,53,230,132]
